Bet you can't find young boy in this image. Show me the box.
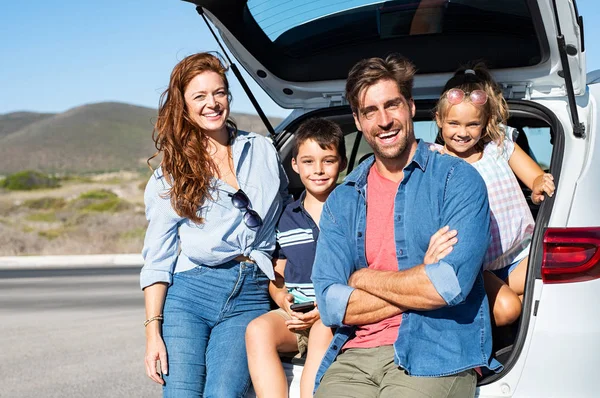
[246,118,347,398]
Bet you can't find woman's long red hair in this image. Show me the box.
[148,53,237,223]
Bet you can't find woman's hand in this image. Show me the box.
[287,304,320,331]
[145,333,168,385]
[424,225,458,265]
[531,173,555,205]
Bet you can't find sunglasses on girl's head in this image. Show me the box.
[445,88,488,106]
[229,189,263,229]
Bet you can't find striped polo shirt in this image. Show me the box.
[276,191,319,301]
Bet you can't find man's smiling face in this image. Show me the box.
[353,78,416,160]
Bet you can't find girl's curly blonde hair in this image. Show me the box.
[435,62,509,151]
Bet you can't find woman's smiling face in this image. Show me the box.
[184,71,230,136]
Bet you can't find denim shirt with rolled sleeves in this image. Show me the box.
[312,140,503,389]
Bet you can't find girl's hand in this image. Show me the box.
[145,334,168,385]
[424,225,458,264]
[428,143,447,155]
[287,305,320,331]
[531,173,555,205]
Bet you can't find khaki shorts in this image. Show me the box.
[315,345,476,398]
[272,308,311,357]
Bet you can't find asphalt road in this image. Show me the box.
[0,266,162,398]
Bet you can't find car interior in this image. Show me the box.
[273,100,556,383]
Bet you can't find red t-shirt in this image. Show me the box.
[344,165,402,350]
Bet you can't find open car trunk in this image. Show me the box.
[184,0,586,108]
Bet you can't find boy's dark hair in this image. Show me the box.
[346,54,416,114]
[292,118,347,161]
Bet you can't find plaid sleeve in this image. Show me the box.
[501,125,516,161]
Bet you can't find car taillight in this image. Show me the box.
[542,227,600,283]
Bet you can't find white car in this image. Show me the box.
[185,0,600,396]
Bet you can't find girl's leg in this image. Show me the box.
[483,270,522,327]
[246,311,301,398]
[300,320,334,398]
[506,256,529,298]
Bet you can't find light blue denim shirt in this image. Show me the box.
[312,140,502,387]
[140,131,290,289]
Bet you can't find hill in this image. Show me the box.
[0,102,283,174]
[0,111,55,140]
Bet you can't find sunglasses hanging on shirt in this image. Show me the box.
[229,189,263,229]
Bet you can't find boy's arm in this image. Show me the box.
[508,143,555,204]
[349,163,491,309]
[269,258,290,309]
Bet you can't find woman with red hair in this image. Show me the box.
[140,52,289,397]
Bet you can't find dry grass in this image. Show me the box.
[0,171,149,256]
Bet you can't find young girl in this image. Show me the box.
[141,52,289,397]
[434,64,555,326]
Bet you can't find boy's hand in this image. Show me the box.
[531,173,555,205]
[424,225,457,264]
[287,305,320,331]
[281,293,296,317]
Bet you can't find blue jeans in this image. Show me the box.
[162,260,270,397]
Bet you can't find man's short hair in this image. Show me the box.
[292,118,347,161]
[346,54,417,114]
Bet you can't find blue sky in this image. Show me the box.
[1,0,599,118]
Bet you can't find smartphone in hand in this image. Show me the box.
[290,301,316,313]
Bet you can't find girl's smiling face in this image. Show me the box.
[437,102,486,162]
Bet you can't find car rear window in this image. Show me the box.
[248,0,539,62]
[200,0,545,82]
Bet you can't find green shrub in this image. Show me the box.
[23,197,66,210]
[26,212,58,222]
[75,189,131,213]
[1,170,60,191]
[59,175,93,183]
[38,229,63,239]
[79,189,117,200]
[81,197,131,213]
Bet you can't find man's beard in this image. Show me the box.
[365,120,414,160]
